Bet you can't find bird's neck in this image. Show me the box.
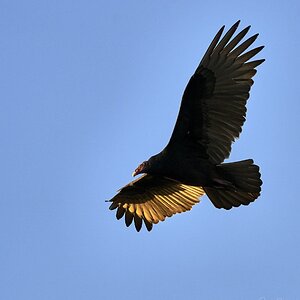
[147,149,170,175]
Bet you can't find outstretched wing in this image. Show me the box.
[108,174,205,232]
[168,21,264,164]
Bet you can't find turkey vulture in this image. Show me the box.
[108,21,264,232]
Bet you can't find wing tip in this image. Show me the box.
[233,20,241,28]
[109,202,118,210]
[252,33,259,41]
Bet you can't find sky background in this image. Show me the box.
[1,1,299,299]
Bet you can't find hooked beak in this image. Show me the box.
[132,168,141,177]
[132,162,145,177]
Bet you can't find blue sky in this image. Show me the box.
[1,1,299,299]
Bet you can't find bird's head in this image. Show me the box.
[132,161,149,177]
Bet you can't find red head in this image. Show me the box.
[132,161,149,177]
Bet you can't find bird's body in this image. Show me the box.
[108,21,264,231]
[147,148,217,186]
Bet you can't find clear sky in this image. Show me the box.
[1,1,299,299]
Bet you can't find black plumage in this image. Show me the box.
[108,21,264,231]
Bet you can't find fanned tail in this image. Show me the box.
[204,159,262,209]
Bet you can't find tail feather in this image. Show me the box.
[204,159,262,209]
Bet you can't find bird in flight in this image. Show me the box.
[108,20,264,232]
